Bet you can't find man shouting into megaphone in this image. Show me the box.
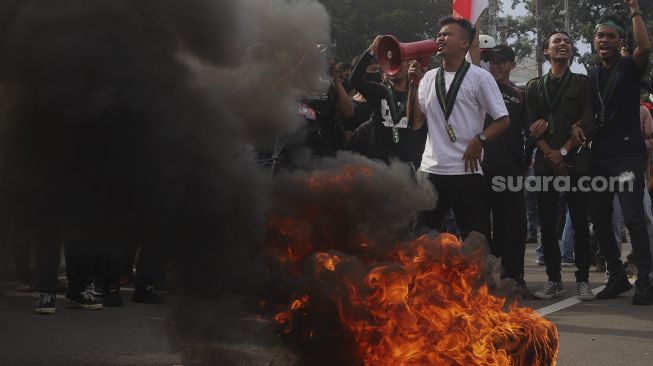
[408,16,509,241]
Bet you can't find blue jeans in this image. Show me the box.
[561,212,575,262]
[537,211,575,262]
[536,197,571,261]
[525,166,539,238]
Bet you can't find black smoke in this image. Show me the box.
[0,1,440,365]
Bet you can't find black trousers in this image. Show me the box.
[13,223,61,294]
[487,173,527,283]
[65,239,121,291]
[13,236,33,284]
[590,154,652,285]
[134,240,168,290]
[536,174,591,283]
[416,173,490,241]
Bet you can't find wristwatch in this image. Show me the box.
[560,147,568,157]
[476,132,488,145]
[631,11,642,19]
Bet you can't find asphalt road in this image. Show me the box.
[1,242,652,366]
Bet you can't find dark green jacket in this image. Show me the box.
[524,73,595,174]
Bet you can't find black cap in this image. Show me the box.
[482,45,516,62]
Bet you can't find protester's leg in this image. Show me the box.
[616,158,652,286]
[12,226,34,288]
[536,184,562,283]
[65,240,92,292]
[64,240,103,309]
[33,224,61,314]
[34,225,61,295]
[494,185,527,283]
[590,189,624,276]
[611,194,624,255]
[529,181,544,262]
[442,210,461,236]
[555,193,568,240]
[133,240,167,304]
[414,173,453,233]
[450,174,490,242]
[100,239,123,307]
[487,176,504,259]
[567,178,591,283]
[525,188,539,242]
[560,211,575,264]
[121,239,138,282]
[591,157,634,300]
[644,188,653,281]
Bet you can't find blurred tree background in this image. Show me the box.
[320,0,653,73]
[319,0,452,62]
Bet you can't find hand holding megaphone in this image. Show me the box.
[377,35,437,84]
[368,36,382,56]
[407,60,425,85]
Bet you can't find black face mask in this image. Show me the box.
[341,79,354,93]
[365,72,382,84]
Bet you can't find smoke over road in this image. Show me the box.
[0,1,443,364]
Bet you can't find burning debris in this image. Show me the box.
[267,164,558,366]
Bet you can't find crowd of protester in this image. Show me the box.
[10,230,173,314]
[296,0,653,305]
[5,0,653,314]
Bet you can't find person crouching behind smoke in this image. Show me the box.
[349,36,427,169]
[524,30,596,302]
[589,0,653,305]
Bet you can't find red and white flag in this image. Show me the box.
[453,0,489,24]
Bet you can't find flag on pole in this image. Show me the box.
[453,0,489,24]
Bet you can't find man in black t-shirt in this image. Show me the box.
[589,2,653,305]
[481,45,531,296]
[350,36,427,168]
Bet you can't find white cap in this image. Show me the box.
[479,35,496,49]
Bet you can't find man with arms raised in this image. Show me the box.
[408,17,509,240]
[590,0,653,305]
[350,38,427,168]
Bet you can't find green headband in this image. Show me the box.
[595,20,625,37]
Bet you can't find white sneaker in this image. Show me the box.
[534,281,565,299]
[576,282,595,301]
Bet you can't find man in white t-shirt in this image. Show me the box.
[407,17,509,240]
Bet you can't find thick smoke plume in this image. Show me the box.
[0,0,440,365]
[0,0,549,365]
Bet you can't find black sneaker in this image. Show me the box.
[596,276,632,299]
[632,283,653,305]
[65,286,103,310]
[88,282,103,297]
[102,287,123,307]
[526,236,538,244]
[132,286,166,304]
[34,293,57,314]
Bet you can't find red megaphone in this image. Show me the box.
[377,35,438,75]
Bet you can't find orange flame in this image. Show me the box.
[269,166,558,365]
[274,294,310,334]
[275,234,558,365]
